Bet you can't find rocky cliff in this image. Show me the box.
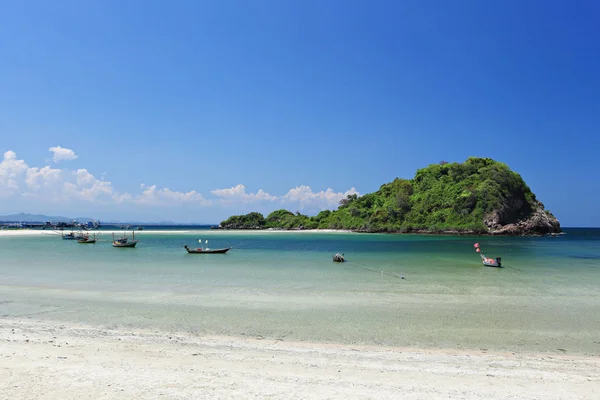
[484,202,561,235]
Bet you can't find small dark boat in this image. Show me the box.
[184,245,231,254]
[333,252,345,262]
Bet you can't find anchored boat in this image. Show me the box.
[184,239,230,254]
[474,243,502,267]
[481,254,502,267]
[112,231,138,248]
[77,233,97,244]
[184,245,231,254]
[61,230,85,240]
[333,252,345,262]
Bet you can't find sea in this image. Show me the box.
[1,227,599,355]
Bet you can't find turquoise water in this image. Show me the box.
[1,228,599,354]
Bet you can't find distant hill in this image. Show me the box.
[0,213,70,223]
[101,221,179,225]
[219,157,561,236]
[0,213,95,223]
[0,213,191,225]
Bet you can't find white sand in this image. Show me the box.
[1,319,598,399]
[0,228,353,237]
[0,230,194,237]
[0,230,59,236]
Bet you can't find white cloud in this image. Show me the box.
[136,184,210,206]
[211,184,359,210]
[281,185,360,209]
[75,168,96,187]
[25,166,63,190]
[49,146,78,163]
[211,184,277,203]
[0,151,29,197]
[62,169,129,203]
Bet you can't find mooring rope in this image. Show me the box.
[343,260,406,280]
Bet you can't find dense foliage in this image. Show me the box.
[219,158,552,234]
[218,212,265,229]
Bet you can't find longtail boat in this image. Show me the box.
[333,253,345,262]
[112,231,138,248]
[184,245,230,254]
[78,233,97,244]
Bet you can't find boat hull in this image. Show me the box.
[184,246,230,254]
[112,241,138,248]
[78,239,97,244]
[483,261,501,267]
[481,255,502,268]
[333,253,345,262]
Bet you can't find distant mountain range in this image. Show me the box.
[0,212,197,225]
[0,213,89,223]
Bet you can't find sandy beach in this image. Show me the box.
[0,230,194,237]
[0,228,353,237]
[1,318,598,400]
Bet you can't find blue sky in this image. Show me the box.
[1,0,599,225]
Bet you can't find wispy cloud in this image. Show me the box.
[136,184,210,206]
[281,185,359,209]
[211,184,359,210]
[49,146,78,163]
[211,184,277,203]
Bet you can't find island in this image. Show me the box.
[219,157,561,236]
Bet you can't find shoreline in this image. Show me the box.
[0,229,192,237]
[212,227,561,237]
[0,228,356,237]
[0,227,565,237]
[1,317,598,399]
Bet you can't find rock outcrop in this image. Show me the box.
[484,201,561,236]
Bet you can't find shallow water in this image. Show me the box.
[1,228,599,354]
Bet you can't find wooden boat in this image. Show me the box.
[77,233,97,244]
[184,245,230,254]
[112,232,138,248]
[62,232,77,240]
[474,243,501,268]
[481,254,502,268]
[333,253,345,262]
[61,230,86,240]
